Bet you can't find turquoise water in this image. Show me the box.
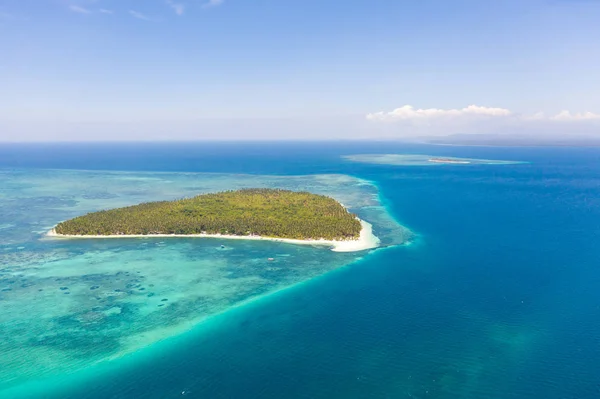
[1,143,600,398]
[0,169,408,392]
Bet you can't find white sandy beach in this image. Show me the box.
[46,219,380,253]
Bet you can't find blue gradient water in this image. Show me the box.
[1,142,600,398]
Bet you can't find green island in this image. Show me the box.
[54,188,362,240]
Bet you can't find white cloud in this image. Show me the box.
[203,0,224,8]
[551,110,600,121]
[129,10,153,21]
[367,104,512,121]
[99,9,114,14]
[364,104,600,138]
[367,104,600,124]
[69,5,92,14]
[166,0,185,15]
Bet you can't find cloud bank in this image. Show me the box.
[366,104,600,138]
[367,105,600,123]
[367,105,512,121]
[551,110,600,121]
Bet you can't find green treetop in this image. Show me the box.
[55,188,362,240]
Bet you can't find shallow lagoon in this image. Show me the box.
[0,169,409,391]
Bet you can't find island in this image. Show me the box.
[343,154,524,166]
[48,188,380,252]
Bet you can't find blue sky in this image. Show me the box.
[1,0,599,141]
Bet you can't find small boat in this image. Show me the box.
[267,258,275,261]
[220,245,225,249]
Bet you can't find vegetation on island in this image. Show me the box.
[55,188,362,240]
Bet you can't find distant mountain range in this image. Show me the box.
[419,134,600,147]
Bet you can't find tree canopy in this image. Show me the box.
[55,188,362,240]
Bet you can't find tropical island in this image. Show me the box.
[49,188,379,252]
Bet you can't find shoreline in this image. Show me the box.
[46,219,380,253]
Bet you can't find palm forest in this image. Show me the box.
[55,188,362,240]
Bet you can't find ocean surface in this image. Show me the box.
[1,142,600,398]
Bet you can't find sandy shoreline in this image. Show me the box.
[46,219,380,253]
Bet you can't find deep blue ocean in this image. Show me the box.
[1,142,600,398]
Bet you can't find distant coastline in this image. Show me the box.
[47,219,380,253]
[422,134,600,147]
